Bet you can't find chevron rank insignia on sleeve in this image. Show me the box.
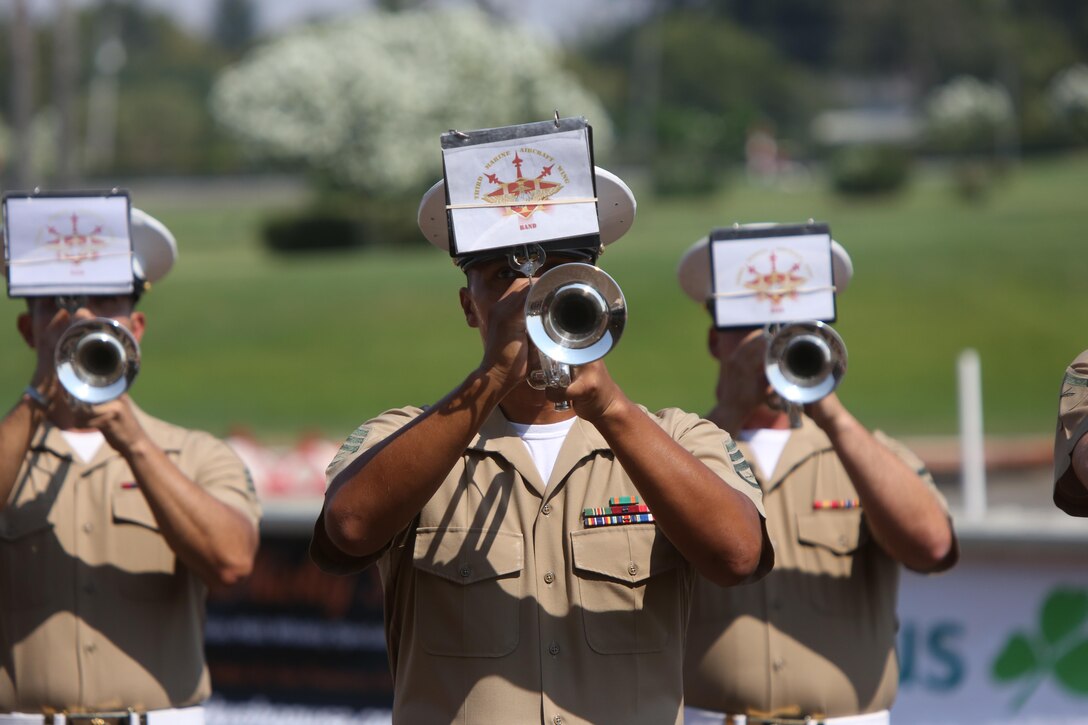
[725,437,760,489]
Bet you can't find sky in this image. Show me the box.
[16,0,373,37]
[9,0,654,43]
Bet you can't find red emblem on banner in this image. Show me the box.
[43,213,107,267]
[740,248,810,313]
[482,152,563,220]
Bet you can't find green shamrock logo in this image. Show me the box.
[992,588,1088,711]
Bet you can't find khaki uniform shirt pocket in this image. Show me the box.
[795,509,863,615]
[0,455,68,612]
[110,487,180,601]
[412,527,524,658]
[571,525,684,655]
[0,516,56,611]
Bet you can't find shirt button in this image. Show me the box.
[82,522,93,534]
[838,534,849,547]
[627,562,639,576]
[541,503,553,516]
[543,571,555,584]
[553,716,564,725]
[772,657,785,672]
[548,642,560,656]
[459,565,472,578]
[84,643,97,654]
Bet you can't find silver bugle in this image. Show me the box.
[525,263,626,409]
[764,320,847,404]
[55,318,141,405]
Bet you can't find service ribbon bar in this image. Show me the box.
[583,504,652,517]
[584,513,656,528]
[812,498,861,510]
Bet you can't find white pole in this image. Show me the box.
[958,349,987,520]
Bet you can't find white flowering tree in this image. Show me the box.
[1049,63,1088,141]
[924,76,1015,200]
[210,6,612,198]
[924,75,1014,156]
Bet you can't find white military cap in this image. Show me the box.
[417,166,636,261]
[676,229,853,304]
[130,207,177,286]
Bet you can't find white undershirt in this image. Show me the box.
[508,418,577,486]
[738,428,792,479]
[60,430,107,463]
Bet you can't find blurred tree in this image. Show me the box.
[577,0,1088,172]
[7,0,36,188]
[210,5,612,246]
[0,0,255,183]
[96,1,250,175]
[113,83,207,173]
[580,9,810,194]
[82,16,126,174]
[374,0,426,10]
[4,0,1087,188]
[925,74,1015,199]
[704,0,839,68]
[212,0,257,56]
[926,76,1014,155]
[1049,63,1088,141]
[54,0,79,185]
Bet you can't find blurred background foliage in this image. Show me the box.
[3,0,1088,190]
[1,0,1087,441]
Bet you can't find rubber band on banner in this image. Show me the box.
[446,197,598,211]
[7,251,133,266]
[711,285,837,300]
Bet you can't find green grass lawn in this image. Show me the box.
[3,155,1086,442]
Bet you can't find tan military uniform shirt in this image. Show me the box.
[684,416,948,717]
[0,406,260,713]
[312,406,768,725]
[1054,350,1088,516]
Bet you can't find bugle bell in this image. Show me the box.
[55,318,141,405]
[525,262,626,410]
[764,320,846,405]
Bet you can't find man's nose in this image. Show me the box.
[71,307,96,321]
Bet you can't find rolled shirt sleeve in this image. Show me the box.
[1055,351,1088,516]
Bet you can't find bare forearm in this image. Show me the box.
[820,413,955,571]
[0,397,43,509]
[591,397,764,585]
[324,368,507,558]
[123,439,257,588]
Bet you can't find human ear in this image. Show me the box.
[17,313,34,348]
[128,311,147,343]
[459,287,479,328]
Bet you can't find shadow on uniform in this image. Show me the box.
[685,551,899,708]
[0,452,206,703]
[350,446,695,723]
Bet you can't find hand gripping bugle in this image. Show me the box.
[524,262,626,411]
